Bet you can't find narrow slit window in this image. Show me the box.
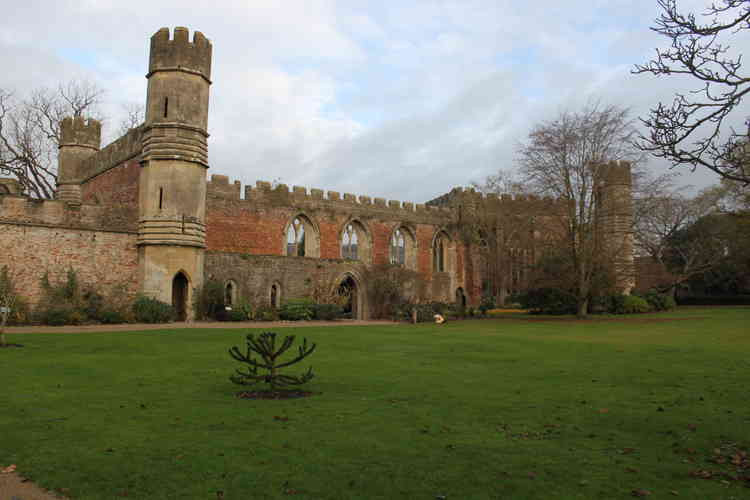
[158,187,163,209]
[164,97,169,118]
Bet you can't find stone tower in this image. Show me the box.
[599,161,635,294]
[137,27,212,320]
[57,116,101,202]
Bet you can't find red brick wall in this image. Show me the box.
[81,160,140,212]
[0,223,138,306]
[205,202,446,284]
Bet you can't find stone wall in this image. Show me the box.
[205,176,462,304]
[205,251,370,318]
[0,223,138,306]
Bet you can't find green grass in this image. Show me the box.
[1,307,749,499]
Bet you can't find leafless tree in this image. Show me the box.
[116,102,145,138]
[634,183,727,291]
[518,102,643,317]
[471,168,529,196]
[633,0,750,184]
[0,80,104,198]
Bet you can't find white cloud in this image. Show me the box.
[2,0,745,202]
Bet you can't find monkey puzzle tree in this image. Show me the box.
[229,332,316,391]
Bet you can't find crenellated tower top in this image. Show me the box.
[59,116,101,150]
[148,27,212,82]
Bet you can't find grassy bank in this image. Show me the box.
[1,307,748,499]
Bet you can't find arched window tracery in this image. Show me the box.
[433,233,447,272]
[341,223,359,260]
[286,217,306,256]
[390,228,406,265]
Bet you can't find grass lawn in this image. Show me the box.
[1,307,749,499]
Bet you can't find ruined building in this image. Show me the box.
[0,27,634,320]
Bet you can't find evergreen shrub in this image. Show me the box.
[279,298,315,321]
[133,295,175,323]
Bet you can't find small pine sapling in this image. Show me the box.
[229,332,316,391]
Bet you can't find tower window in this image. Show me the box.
[164,97,169,118]
[158,187,163,209]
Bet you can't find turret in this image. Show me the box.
[57,116,101,202]
[137,27,212,320]
[598,161,635,294]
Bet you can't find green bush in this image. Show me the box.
[478,295,495,316]
[133,295,175,323]
[621,295,651,314]
[313,303,343,320]
[643,291,676,311]
[99,310,126,324]
[518,288,577,315]
[279,298,315,321]
[37,305,78,326]
[603,294,652,314]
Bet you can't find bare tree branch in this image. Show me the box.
[0,80,104,198]
[517,102,642,317]
[633,0,750,184]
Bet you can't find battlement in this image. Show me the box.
[206,175,454,219]
[76,125,144,183]
[60,116,101,149]
[602,160,632,186]
[0,195,137,232]
[427,186,568,215]
[148,27,212,81]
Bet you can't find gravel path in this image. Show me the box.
[0,469,68,500]
[4,319,397,334]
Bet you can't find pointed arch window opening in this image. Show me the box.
[286,218,306,256]
[342,224,359,260]
[390,228,406,265]
[225,281,234,307]
[433,234,446,272]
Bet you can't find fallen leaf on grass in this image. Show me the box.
[621,448,637,454]
[626,467,639,473]
[670,491,679,496]
[631,488,651,497]
[274,416,289,422]
[1,464,17,474]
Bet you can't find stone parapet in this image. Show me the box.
[206,176,455,224]
[149,27,212,82]
[0,195,137,232]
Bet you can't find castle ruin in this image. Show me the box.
[0,27,635,320]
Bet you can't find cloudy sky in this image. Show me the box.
[1,0,747,203]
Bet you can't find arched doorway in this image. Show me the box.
[455,287,466,308]
[338,275,359,319]
[172,272,189,321]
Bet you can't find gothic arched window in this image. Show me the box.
[341,224,359,260]
[433,233,446,272]
[390,228,406,265]
[224,280,237,307]
[286,217,306,256]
